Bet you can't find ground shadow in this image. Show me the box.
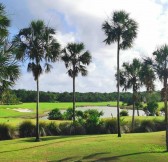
[82,152,110,160]
[91,151,167,161]
[49,156,77,162]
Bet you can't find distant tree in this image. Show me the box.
[62,43,92,122]
[102,10,138,137]
[13,20,61,141]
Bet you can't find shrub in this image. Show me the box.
[19,120,35,138]
[103,118,117,134]
[83,109,103,134]
[59,122,72,135]
[120,110,129,116]
[46,122,61,135]
[153,118,165,131]
[39,121,48,136]
[146,101,158,116]
[69,122,86,135]
[48,108,63,120]
[0,123,15,140]
[140,120,155,132]
[63,108,73,120]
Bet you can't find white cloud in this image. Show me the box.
[2,0,167,92]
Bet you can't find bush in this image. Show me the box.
[46,122,61,135]
[63,108,73,120]
[59,122,72,135]
[120,110,129,116]
[146,101,158,116]
[140,120,155,132]
[48,108,63,120]
[103,118,117,134]
[0,123,15,140]
[19,120,35,138]
[153,118,165,131]
[39,121,48,136]
[83,109,103,134]
[69,122,86,135]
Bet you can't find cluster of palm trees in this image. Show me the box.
[102,10,168,151]
[0,3,92,141]
[1,2,168,151]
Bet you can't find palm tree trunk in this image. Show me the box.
[132,101,135,132]
[35,77,40,142]
[72,74,76,123]
[137,106,139,116]
[131,87,136,132]
[117,37,121,137]
[164,77,168,151]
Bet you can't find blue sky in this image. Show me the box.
[2,0,168,92]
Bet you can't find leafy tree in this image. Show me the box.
[48,108,63,120]
[13,20,61,141]
[1,89,20,105]
[146,101,158,116]
[102,10,138,137]
[119,59,142,131]
[61,43,92,122]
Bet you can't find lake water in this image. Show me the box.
[41,106,146,119]
[76,106,146,118]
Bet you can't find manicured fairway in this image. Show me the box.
[0,131,167,161]
[0,102,118,118]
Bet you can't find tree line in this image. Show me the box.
[11,89,134,103]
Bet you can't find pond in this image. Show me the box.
[41,106,146,120]
[76,106,146,118]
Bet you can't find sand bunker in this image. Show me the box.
[12,108,32,112]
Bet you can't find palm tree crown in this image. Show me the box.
[13,20,60,80]
[0,50,20,93]
[102,10,138,49]
[120,59,142,91]
[62,43,91,78]
[0,3,10,40]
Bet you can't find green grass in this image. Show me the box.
[0,101,118,118]
[0,131,167,161]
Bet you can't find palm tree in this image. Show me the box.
[140,60,155,92]
[0,48,20,100]
[0,3,20,101]
[119,59,142,131]
[139,60,155,104]
[61,43,91,122]
[13,20,61,141]
[102,10,138,137]
[0,3,10,42]
[148,45,168,151]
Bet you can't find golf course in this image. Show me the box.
[0,131,167,161]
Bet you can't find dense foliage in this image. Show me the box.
[10,89,162,103]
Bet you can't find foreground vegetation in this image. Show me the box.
[0,131,167,161]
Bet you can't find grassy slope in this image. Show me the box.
[0,131,167,161]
